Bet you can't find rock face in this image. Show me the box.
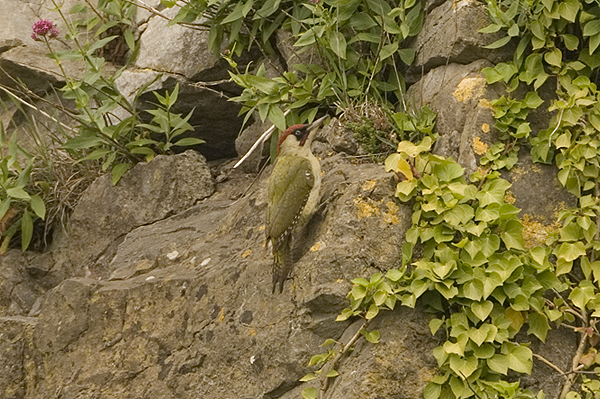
[0,0,580,398]
[50,150,215,282]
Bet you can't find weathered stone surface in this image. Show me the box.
[0,45,87,93]
[0,316,36,399]
[49,150,215,281]
[0,251,45,316]
[22,124,414,398]
[0,0,35,47]
[135,8,218,78]
[407,60,500,175]
[410,0,513,74]
[325,308,437,399]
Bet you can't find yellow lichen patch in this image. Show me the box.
[478,98,492,109]
[310,242,322,252]
[354,197,380,218]
[453,77,487,102]
[218,308,225,322]
[521,214,560,249]
[258,225,265,231]
[242,249,252,258]
[504,190,516,205]
[509,166,525,182]
[383,201,401,224]
[472,136,489,155]
[481,123,490,133]
[362,180,377,191]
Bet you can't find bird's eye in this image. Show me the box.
[293,129,305,138]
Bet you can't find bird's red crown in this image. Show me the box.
[277,124,308,154]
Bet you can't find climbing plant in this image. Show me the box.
[302,0,600,398]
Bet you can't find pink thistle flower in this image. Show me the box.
[31,19,59,41]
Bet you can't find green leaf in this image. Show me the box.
[366,303,379,319]
[569,280,596,310]
[506,345,533,374]
[429,318,444,335]
[502,219,525,251]
[544,48,562,67]
[423,383,441,399]
[63,135,105,149]
[29,195,46,220]
[302,387,318,399]
[7,188,30,200]
[484,36,511,49]
[527,312,549,342]
[448,354,478,378]
[329,31,347,59]
[111,163,132,185]
[299,373,316,382]
[471,300,493,321]
[487,354,509,374]
[325,370,339,378]
[21,209,33,251]
[361,329,380,343]
[556,241,586,262]
[268,106,286,132]
[477,179,511,206]
[584,20,600,37]
[380,42,399,61]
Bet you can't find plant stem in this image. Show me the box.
[319,318,373,399]
[559,310,589,399]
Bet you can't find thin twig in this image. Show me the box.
[319,319,374,398]
[233,110,290,169]
[533,353,566,375]
[0,85,78,134]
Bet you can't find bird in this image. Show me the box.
[266,115,328,293]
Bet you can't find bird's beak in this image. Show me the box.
[304,115,329,146]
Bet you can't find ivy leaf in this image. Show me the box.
[487,354,509,374]
[556,241,586,262]
[506,345,533,374]
[423,383,442,399]
[385,154,414,181]
[365,303,379,319]
[569,280,596,311]
[361,329,380,343]
[527,312,549,342]
[477,179,511,206]
[544,48,562,67]
[471,300,493,321]
[429,318,444,335]
[302,387,318,399]
[448,354,478,378]
[501,219,525,251]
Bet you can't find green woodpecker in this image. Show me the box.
[267,115,328,293]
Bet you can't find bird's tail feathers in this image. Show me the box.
[272,234,293,294]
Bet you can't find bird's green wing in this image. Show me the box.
[267,155,315,244]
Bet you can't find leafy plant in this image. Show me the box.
[171,0,427,155]
[0,128,46,252]
[36,1,204,185]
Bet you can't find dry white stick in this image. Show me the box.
[233,110,290,169]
